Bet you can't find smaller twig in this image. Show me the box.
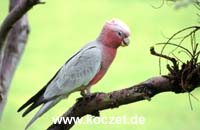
[188,93,193,110]
[160,26,200,55]
[169,31,194,55]
[193,43,198,58]
[178,50,192,58]
[171,53,184,63]
[151,0,165,9]
[191,32,195,53]
[158,26,200,74]
[157,42,193,57]
[150,47,177,67]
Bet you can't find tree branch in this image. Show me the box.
[0,0,42,53]
[0,0,43,119]
[47,75,200,130]
[47,37,200,130]
[0,0,42,48]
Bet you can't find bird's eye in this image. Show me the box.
[118,31,122,37]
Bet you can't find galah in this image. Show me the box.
[18,18,131,129]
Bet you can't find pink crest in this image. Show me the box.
[105,18,130,35]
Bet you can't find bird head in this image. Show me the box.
[98,18,131,48]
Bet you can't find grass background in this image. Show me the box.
[0,0,200,130]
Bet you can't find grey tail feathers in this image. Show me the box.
[25,97,62,130]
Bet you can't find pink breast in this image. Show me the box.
[88,46,117,86]
[89,70,105,85]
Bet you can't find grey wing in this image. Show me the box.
[43,46,102,99]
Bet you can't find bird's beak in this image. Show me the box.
[121,37,130,47]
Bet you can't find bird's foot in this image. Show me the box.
[80,87,91,97]
[80,90,91,97]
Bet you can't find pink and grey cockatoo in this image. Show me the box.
[18,18,131,129]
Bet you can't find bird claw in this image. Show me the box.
[80,90,86,97]
[80,87,91,97]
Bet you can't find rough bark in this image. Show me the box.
[0,0,42,119]
[47,75,200,130]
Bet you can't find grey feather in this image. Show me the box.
[23,41,102,129]
[25,97,63,130]
[44,42,102,99]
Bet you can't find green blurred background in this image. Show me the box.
[0,0,200,130]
